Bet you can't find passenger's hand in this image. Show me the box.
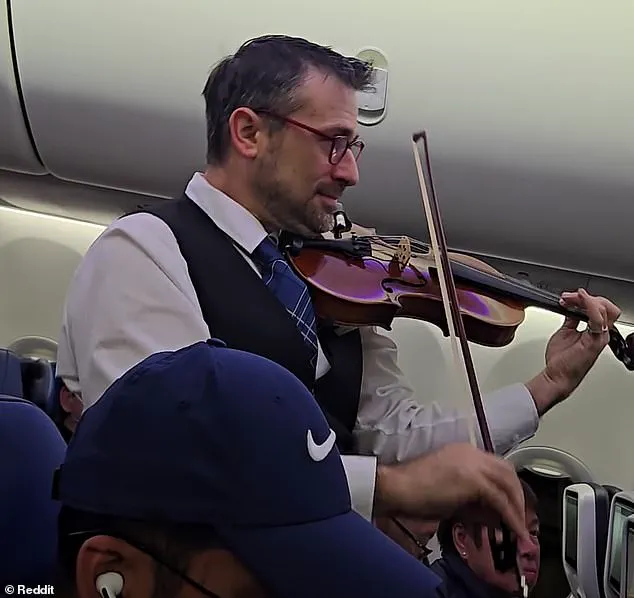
[374,442,529,542]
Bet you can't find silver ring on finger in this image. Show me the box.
[586,325,608,336]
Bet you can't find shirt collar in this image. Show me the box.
[184,172,268,254]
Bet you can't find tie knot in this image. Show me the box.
[252,236,282,266]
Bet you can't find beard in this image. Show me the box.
[251,152,337,236]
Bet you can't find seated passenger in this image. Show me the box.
[431,480,540,597]
[53,339,442,598]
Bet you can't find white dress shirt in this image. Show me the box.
[56,173,539,521]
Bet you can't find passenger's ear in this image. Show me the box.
[452,523,469,559]
[74,535,153,598]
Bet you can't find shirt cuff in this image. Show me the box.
[483,383,540,455]
[341,455,377,521]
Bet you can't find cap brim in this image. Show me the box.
[222,509,441,598]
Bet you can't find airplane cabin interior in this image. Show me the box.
[1,0,633,593]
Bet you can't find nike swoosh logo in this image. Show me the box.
[307,428,336,462]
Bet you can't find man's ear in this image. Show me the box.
[74,535,151,598]
[452,523,469,559]
[227,107,267,160]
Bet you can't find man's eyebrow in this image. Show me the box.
[324,124,356,138]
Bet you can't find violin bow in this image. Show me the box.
[410,132,528,597]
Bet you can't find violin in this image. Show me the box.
[280,216,634,371]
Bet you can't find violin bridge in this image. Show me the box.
[394,237,412,270]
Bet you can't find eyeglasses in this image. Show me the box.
[254,109,365,165]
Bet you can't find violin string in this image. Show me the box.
[368,234,564,306]
[364,236,623,354]
[363,234,596,326]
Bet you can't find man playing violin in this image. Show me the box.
[56,34,621,544]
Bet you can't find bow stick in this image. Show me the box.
[411,131,527,597]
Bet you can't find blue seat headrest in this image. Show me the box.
[0,349,59,418]
[0,396,67,584]
[0,349,23,398]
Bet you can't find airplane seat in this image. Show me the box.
[562,482,611,598]
[20,357,55,415]
[604,492,634,598]
[0,348,23,398]
[603,485,622,501]
[508,447,597,598]
[0,352,67,584]
[592,485,611,598]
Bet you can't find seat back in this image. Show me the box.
[0,348,23,398]
[0,349,66,584]
[604,485,622,502]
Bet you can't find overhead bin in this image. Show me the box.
[0,3,45,175]
[8,0,634,281]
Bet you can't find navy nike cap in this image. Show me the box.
[54,339,441,597]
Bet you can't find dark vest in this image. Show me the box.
[130,196,363,452]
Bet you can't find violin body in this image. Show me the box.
[282,232,634,369]
[287,238,526,347]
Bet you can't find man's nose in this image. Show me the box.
[332,149,360,186]
[518,537,538,558]
[520,548,536,560]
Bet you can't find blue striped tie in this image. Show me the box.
[252,237,318,369]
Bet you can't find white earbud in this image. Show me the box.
[96,572,124,598]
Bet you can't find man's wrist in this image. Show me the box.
[525,370,567,416]
[374,463,406,517]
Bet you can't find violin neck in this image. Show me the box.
[447,257,634,371]
[446,260,589,324]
